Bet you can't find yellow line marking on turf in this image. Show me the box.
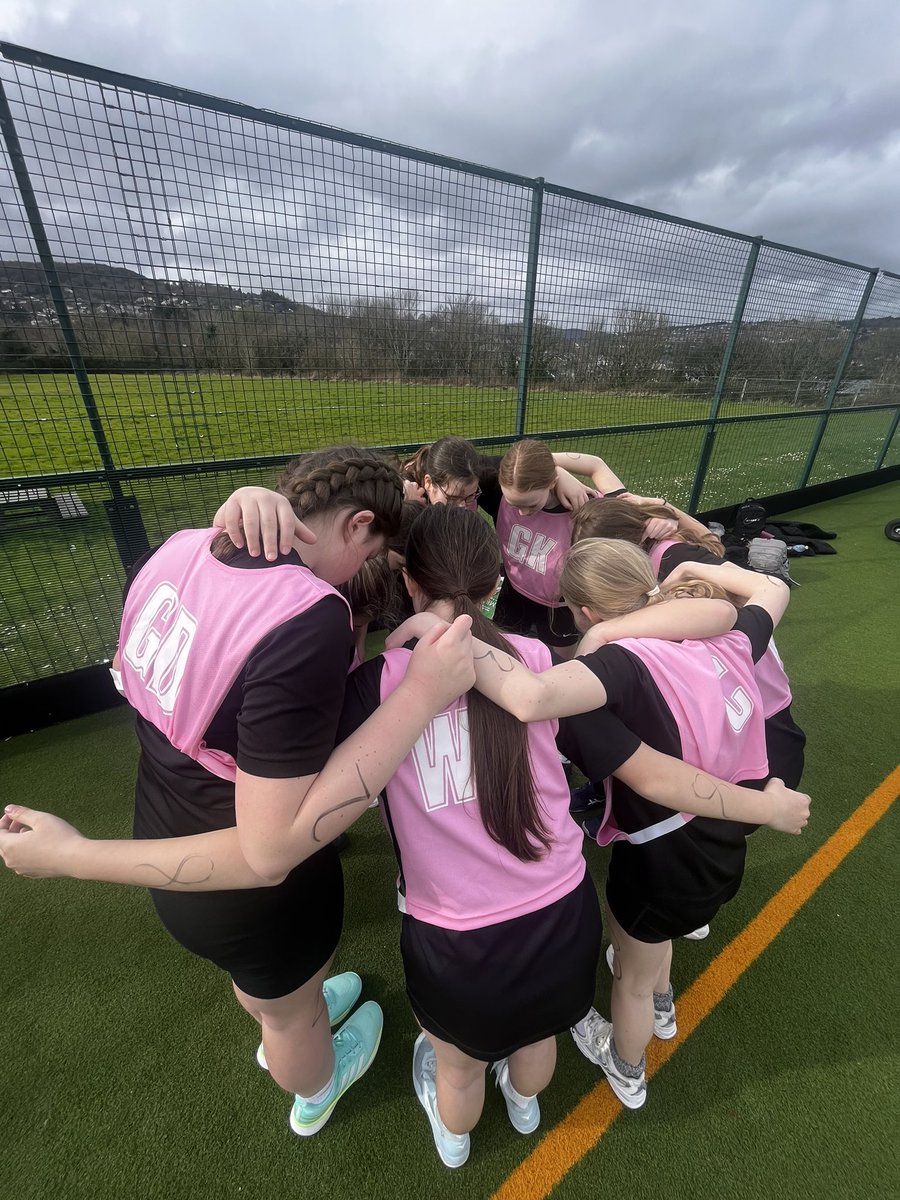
[492,764,900,1200]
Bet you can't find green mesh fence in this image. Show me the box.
[0,41,897,688]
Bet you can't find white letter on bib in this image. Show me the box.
[410,709,476,811]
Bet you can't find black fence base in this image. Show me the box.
[1,663,127,739]
[697,464,900,527]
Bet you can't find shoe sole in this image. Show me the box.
[602,1068,647,1110]
[288,1020,383,1138]
[256,976,363,1070]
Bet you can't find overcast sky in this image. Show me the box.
[1,0,898,323]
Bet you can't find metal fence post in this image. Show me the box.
[687,236,762,512]
[0,77,149,567]
[797,269,879,489]
[874,405,900,471]
[515,177,544,438]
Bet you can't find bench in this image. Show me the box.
[0,487,89,532]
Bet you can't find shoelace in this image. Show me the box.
[335,1027,362,1062]
[581,1014,607,1049]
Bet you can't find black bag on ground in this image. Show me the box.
[732,498,767,542]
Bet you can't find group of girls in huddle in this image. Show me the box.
[0,436,810,1171]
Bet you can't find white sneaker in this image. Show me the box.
[570,1009,646,1109]
[683,924,710,940]
[605,945,677,1041]
[491,1058,540,1134]
[412,1033,470,1168]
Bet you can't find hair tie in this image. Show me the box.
[646,584,660,597]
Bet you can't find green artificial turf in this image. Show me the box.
[0,483,897,1200]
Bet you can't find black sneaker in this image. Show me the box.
[569,780,600,813]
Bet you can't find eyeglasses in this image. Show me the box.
[439,485,482,509]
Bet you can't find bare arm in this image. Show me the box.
[212,486,315,560]
[0,620,475,889]
[614,744,810,833]
[552,451,626,495]
[0,812,271,889]
[667,560,790,627]
[472,635,608,721]
[575,597,736,655]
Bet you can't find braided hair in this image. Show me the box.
[212,445,403,562]
[277,446,403,537]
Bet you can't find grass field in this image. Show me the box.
[1,483,897,1200]
[2,372,897,688]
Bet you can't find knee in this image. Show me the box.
[613,966,656,1000]
[441,1062,485,1093]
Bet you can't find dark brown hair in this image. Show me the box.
[402,435,481,492]
[212,445,404,563]
[404,505,552,863]
[572,497,724,558]
[338,554,403,627]
[387,500,424,559]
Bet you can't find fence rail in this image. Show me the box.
[0,42,897,689]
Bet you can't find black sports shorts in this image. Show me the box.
[150,844,343,999]
[605,817,747,942]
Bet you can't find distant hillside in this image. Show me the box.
[0,260,324,320]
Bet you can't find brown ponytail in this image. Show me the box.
[404,506,552,862]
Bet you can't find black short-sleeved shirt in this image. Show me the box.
[655,541,724,580]
[475,454,504,521]
[124,545,354,840]
[557,606,773,904]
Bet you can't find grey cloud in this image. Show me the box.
[1,0,898,310]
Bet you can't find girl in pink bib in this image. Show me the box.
[486,440,629,656]
[399,538,806,1113]
[573,497,805,792]
[373,511,807,1164]
[0,447,477,1144]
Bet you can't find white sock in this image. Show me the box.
[503,1071,536,1109]
[297,1068,336,1106]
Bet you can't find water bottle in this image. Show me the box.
[481,575,504,620]
[788,544,809,555]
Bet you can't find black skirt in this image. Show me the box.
[150,844,344,1000]
[400,871,602,1061]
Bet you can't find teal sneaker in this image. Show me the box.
[257,971,363,1070]
[289,1000,383,1137]
[412,1033,470,1168]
